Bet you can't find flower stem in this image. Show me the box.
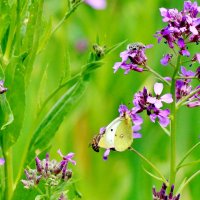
[3,147,14,200]
[146,65,171,86]
[169,55,181,186]
[51,1,83,36]
[176,141,200,171]
[176,170,200,195]
[129,147,167,184]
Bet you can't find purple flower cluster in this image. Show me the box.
[128,82,173,128]
[175,66,200,107]
[155,1,200,56]
[113,43,153,74]
[153,183,180,200]
[22,150,76,189]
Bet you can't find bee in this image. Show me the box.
[127,42,145,51]
[91,134,102,152]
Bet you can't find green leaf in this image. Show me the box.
[22,0,44,85]
[105,40,127,55]
[0,0,10,52]
[37,19,52,54]
[0,94,13,130]
[35,195,46,200]
[3,63,25,149]
[142,166,163,182]
[81,61,104,76]
[27,79,87,164]
[59,48,71,85]
[0,64,13,131]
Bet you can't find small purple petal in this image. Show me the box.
[154,83,163,95]
[154,100,163,109]
[113,62,121,73]
[158,115,170,127]
[192,53,200,63]
[187,101,200,107]
[181,66,195,77]
[133,133,142,139]
[160,94,173,104]
[0,158,5,165]
[84,0,106,10]
[118,104,129,116]
[130,113,143,125]
[177,38,185,48]
[100,127,106,135]
[147,96,157,104]
[160,54,172,66]
[164,77,172,81]
[103,149,110,160]
[181,49,190,57]
[132,125,141,132]
[189,26,198,35]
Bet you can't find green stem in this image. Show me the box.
[177,159,200,171]
[176,170,200,195]
[176,141,200,171]
[169,55,181,186]
[129,147,167,184]
[3,148,14,200]
[145,65,171,86]
[175,76,198,80]
[51,1,83,36]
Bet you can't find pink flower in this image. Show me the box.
[147,83,173,108]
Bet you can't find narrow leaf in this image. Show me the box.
[27,79,87,164]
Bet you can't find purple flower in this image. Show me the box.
[153,183,180,200]
[176,80,192,100]
[195,66,200,79]
[84,0,106,10]
[118,104,129,117]
[150,108,170,127]
[103,149,110,160]
[132,125,142,139]
[0,158,5,165]
[35,157,42,173]
[180,66,195,78]
[22,152,75,189]
[57,149,76,166]
[177,38,190,57]
[155,1,200,56]
[147,83,173,108]
[113,43,152,74]
[192,53,200,63]
[187,86,200,107]
[175,66,196,101]
[133,87,149,112]
[133,85,172,127]
[160,54,173,66]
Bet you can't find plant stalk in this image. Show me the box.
[3,147,14,200]
[169,55,181,186]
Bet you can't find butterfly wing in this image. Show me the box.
[114,117,133,152]
[98,117,121,149]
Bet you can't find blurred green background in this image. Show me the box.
[14,0,200,199]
